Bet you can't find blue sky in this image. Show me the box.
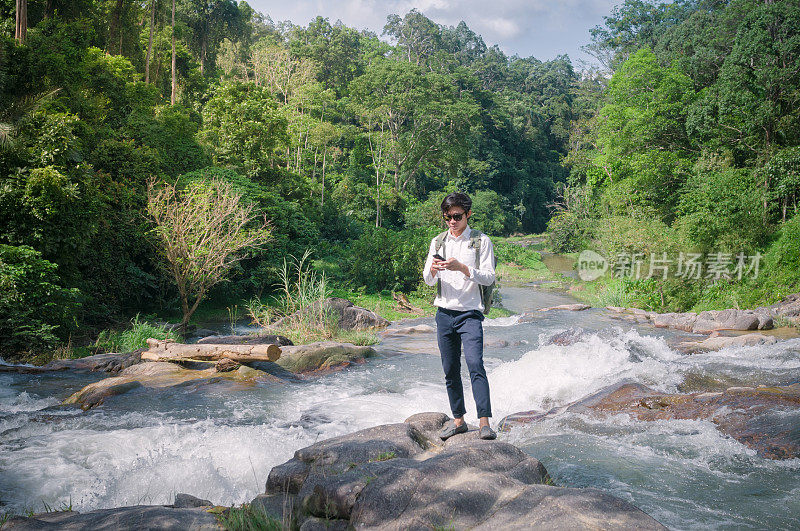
[247,0,621,67]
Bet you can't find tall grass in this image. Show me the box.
[94,314,179,353]
[217,503,288,531]
[246,252,379,346]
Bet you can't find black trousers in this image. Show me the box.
[435,307,492,418]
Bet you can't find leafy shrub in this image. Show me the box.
[762,213,800,295]
[546,212,589,253]
[346,227,433,292]
[0,244,80,357]
[676,169,767,252]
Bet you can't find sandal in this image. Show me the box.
[439,421,468,440]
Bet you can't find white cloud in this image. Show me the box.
[249,0,622,63]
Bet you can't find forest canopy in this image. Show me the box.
[2,0,799,356]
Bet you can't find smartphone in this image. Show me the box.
[433,253,445,261]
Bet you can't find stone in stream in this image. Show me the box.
[214,357,240,372]
[676,332,778,353]
[2,505,220,530]
[172,493,213,508]
[63,361,272,410]
[260,412,666,529]
[275,342,377,374]
[501,381,800,460]
[36,350,143,374]
[383,324,436,335]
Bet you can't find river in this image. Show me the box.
[1,284,799,529]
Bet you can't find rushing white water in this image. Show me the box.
[1,302,799,529]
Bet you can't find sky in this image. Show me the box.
[248,0,621,67]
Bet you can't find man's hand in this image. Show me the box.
[432,257,469,277]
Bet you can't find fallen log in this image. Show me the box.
[142,338,281,363]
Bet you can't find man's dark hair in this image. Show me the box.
[441,192,472,214]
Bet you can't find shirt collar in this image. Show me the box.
[446,225,471,241]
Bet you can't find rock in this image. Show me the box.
[273,298,389,331]
[544,328,586,346]
[537,303,591,312]
[384,324,436,335]
[501,382,800,460]
[63,361,268,410]
[249,493,296,522]
[40,350,143,374]
[299,516,349,530]
[2,505,220,530]
[198,334,293,346]
[485,339,509,347]
[191,328,219,339]
[757,293,800,324]
[276,342,377,374]
[677,333,778,353]
[215,358,240,372]
[263,414,665,529]
[173,493,212,508]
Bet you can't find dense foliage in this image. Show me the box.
[2,0,799,356]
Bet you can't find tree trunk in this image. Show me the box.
[145,0,156,83]
[170,0,176,105]
[142,339,282,363]
[375,168,381,227]
[321,149,326,207]
[15,0,27,44]
[109,0,124,54]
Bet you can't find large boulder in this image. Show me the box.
[2,505,220,530]
[677,332,778,353]
[502,381,800,460]
[63,361,273,410]
[260,413,665,529]
[275,342,377,374]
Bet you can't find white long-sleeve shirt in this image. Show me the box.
[422,225,496,312]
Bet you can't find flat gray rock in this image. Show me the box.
[3,505,220,530]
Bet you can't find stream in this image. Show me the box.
[1,284,799,529]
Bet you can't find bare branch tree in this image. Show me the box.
[147,178,271,330]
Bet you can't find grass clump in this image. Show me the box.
[218,503,286,531]
[94,314,179,353]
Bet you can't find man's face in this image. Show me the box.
[444,206,471,233]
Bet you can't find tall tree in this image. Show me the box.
[170,0,176,104]
[15,0,27,44]
[145,0,157,83]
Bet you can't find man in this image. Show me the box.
[423,192,497,440]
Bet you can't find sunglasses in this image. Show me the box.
[442,212,466,221]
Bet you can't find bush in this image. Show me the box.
[346,226,433,292]
[546,212,589,253]
[0,244,80,357]
[762,213,800,294]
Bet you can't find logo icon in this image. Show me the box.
[577,250,608,281]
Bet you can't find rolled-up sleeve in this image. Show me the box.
[467,235,495,286]
[423,238,438,286]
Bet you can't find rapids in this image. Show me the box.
[1,284,799,529]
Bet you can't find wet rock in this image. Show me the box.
[677,332,778,353]
[537,303,591,312]
[215,358,240,372]
[40,350,143,374]
[299,516,349,530]
[63,361,268,410]
[249,493,296,522]
[3,505,220,530]
[502,382,800,460]
[544,328,586,346]
[191,328,219,339]
[276,342,377,374]
[198,334,293,346]
[383,324,435,335]
[485,339,509,347]
[263,414,665,529]
[173,493,212,508]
